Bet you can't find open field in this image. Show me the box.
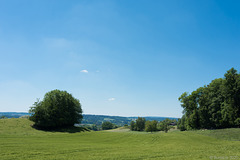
[0,119,240,160]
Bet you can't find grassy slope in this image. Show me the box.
[193,128,240,141]
[0,119,240,160]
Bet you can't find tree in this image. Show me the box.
[29,90,83,129]
[130,117,146,131]
[130,121,136,131]
[178,68,240,130]
[223,68,240,126]
[145,120,158,133]
[135,117,146,131]
[102,121,114,130]
[234,118,240,128]
[90,124,98,131]
[158,119,171,133]
[163,122,170,133]
[177,116,186,131]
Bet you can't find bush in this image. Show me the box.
[158,119,171,133]
[102,121,114,130]
[145,120,158,132]
[29,90,83,129]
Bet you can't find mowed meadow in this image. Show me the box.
[1,119,240,160]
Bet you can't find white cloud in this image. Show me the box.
[80,70,88,73]
[108,98,115,101]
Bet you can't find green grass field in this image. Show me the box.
[1,118,240,160]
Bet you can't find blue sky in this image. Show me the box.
[0,0,240,117]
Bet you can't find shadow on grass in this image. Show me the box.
[31,125,90,133]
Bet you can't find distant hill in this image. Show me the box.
[0,112,30,118]
[0,112,178,126]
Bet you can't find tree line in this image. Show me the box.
[81,115,131,126]
[130,117,177,133]
[178,68,240,131]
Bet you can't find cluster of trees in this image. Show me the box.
[101,121,118,130]
[130,117,146,131]
[82,121,118,131]
[145,120,158,132]
[158,119,175,133]
[81,115,131,126]
[178,68,240,130]
[29,90,83,129]
[130,117,176,133]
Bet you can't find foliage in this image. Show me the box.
[178,68,240,130]
[0,116,7,119]
[29,90,83,129]
[130,121,136,131]
[91,124,99,131]
[157,119,173,133]
[177,116,186,131]
[130,117,146,131]
[101,121,116,130]
[145,120,158,132]
[130,118,176,132]
[136,117,146,131]
[234,118,240,128]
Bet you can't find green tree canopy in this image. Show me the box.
[178,68,240,130]
[136,117,146,131]
[145,120,158,132]
[158,119,171,133]
[130,121,136,131]
[130,117,146,131]
[29,90,83,129]
[102,121,114,130]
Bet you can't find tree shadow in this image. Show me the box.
[31,124,90,133]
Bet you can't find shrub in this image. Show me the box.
[102,121,114,130]
[145,120,158,132]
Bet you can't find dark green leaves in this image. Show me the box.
[178,68,240,130]
[29,90,83,129]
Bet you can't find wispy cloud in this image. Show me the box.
[80,70,88,73]
[108,98,115,101]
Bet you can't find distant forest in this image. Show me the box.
[82,115,178,126]
[178,68,240,130]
